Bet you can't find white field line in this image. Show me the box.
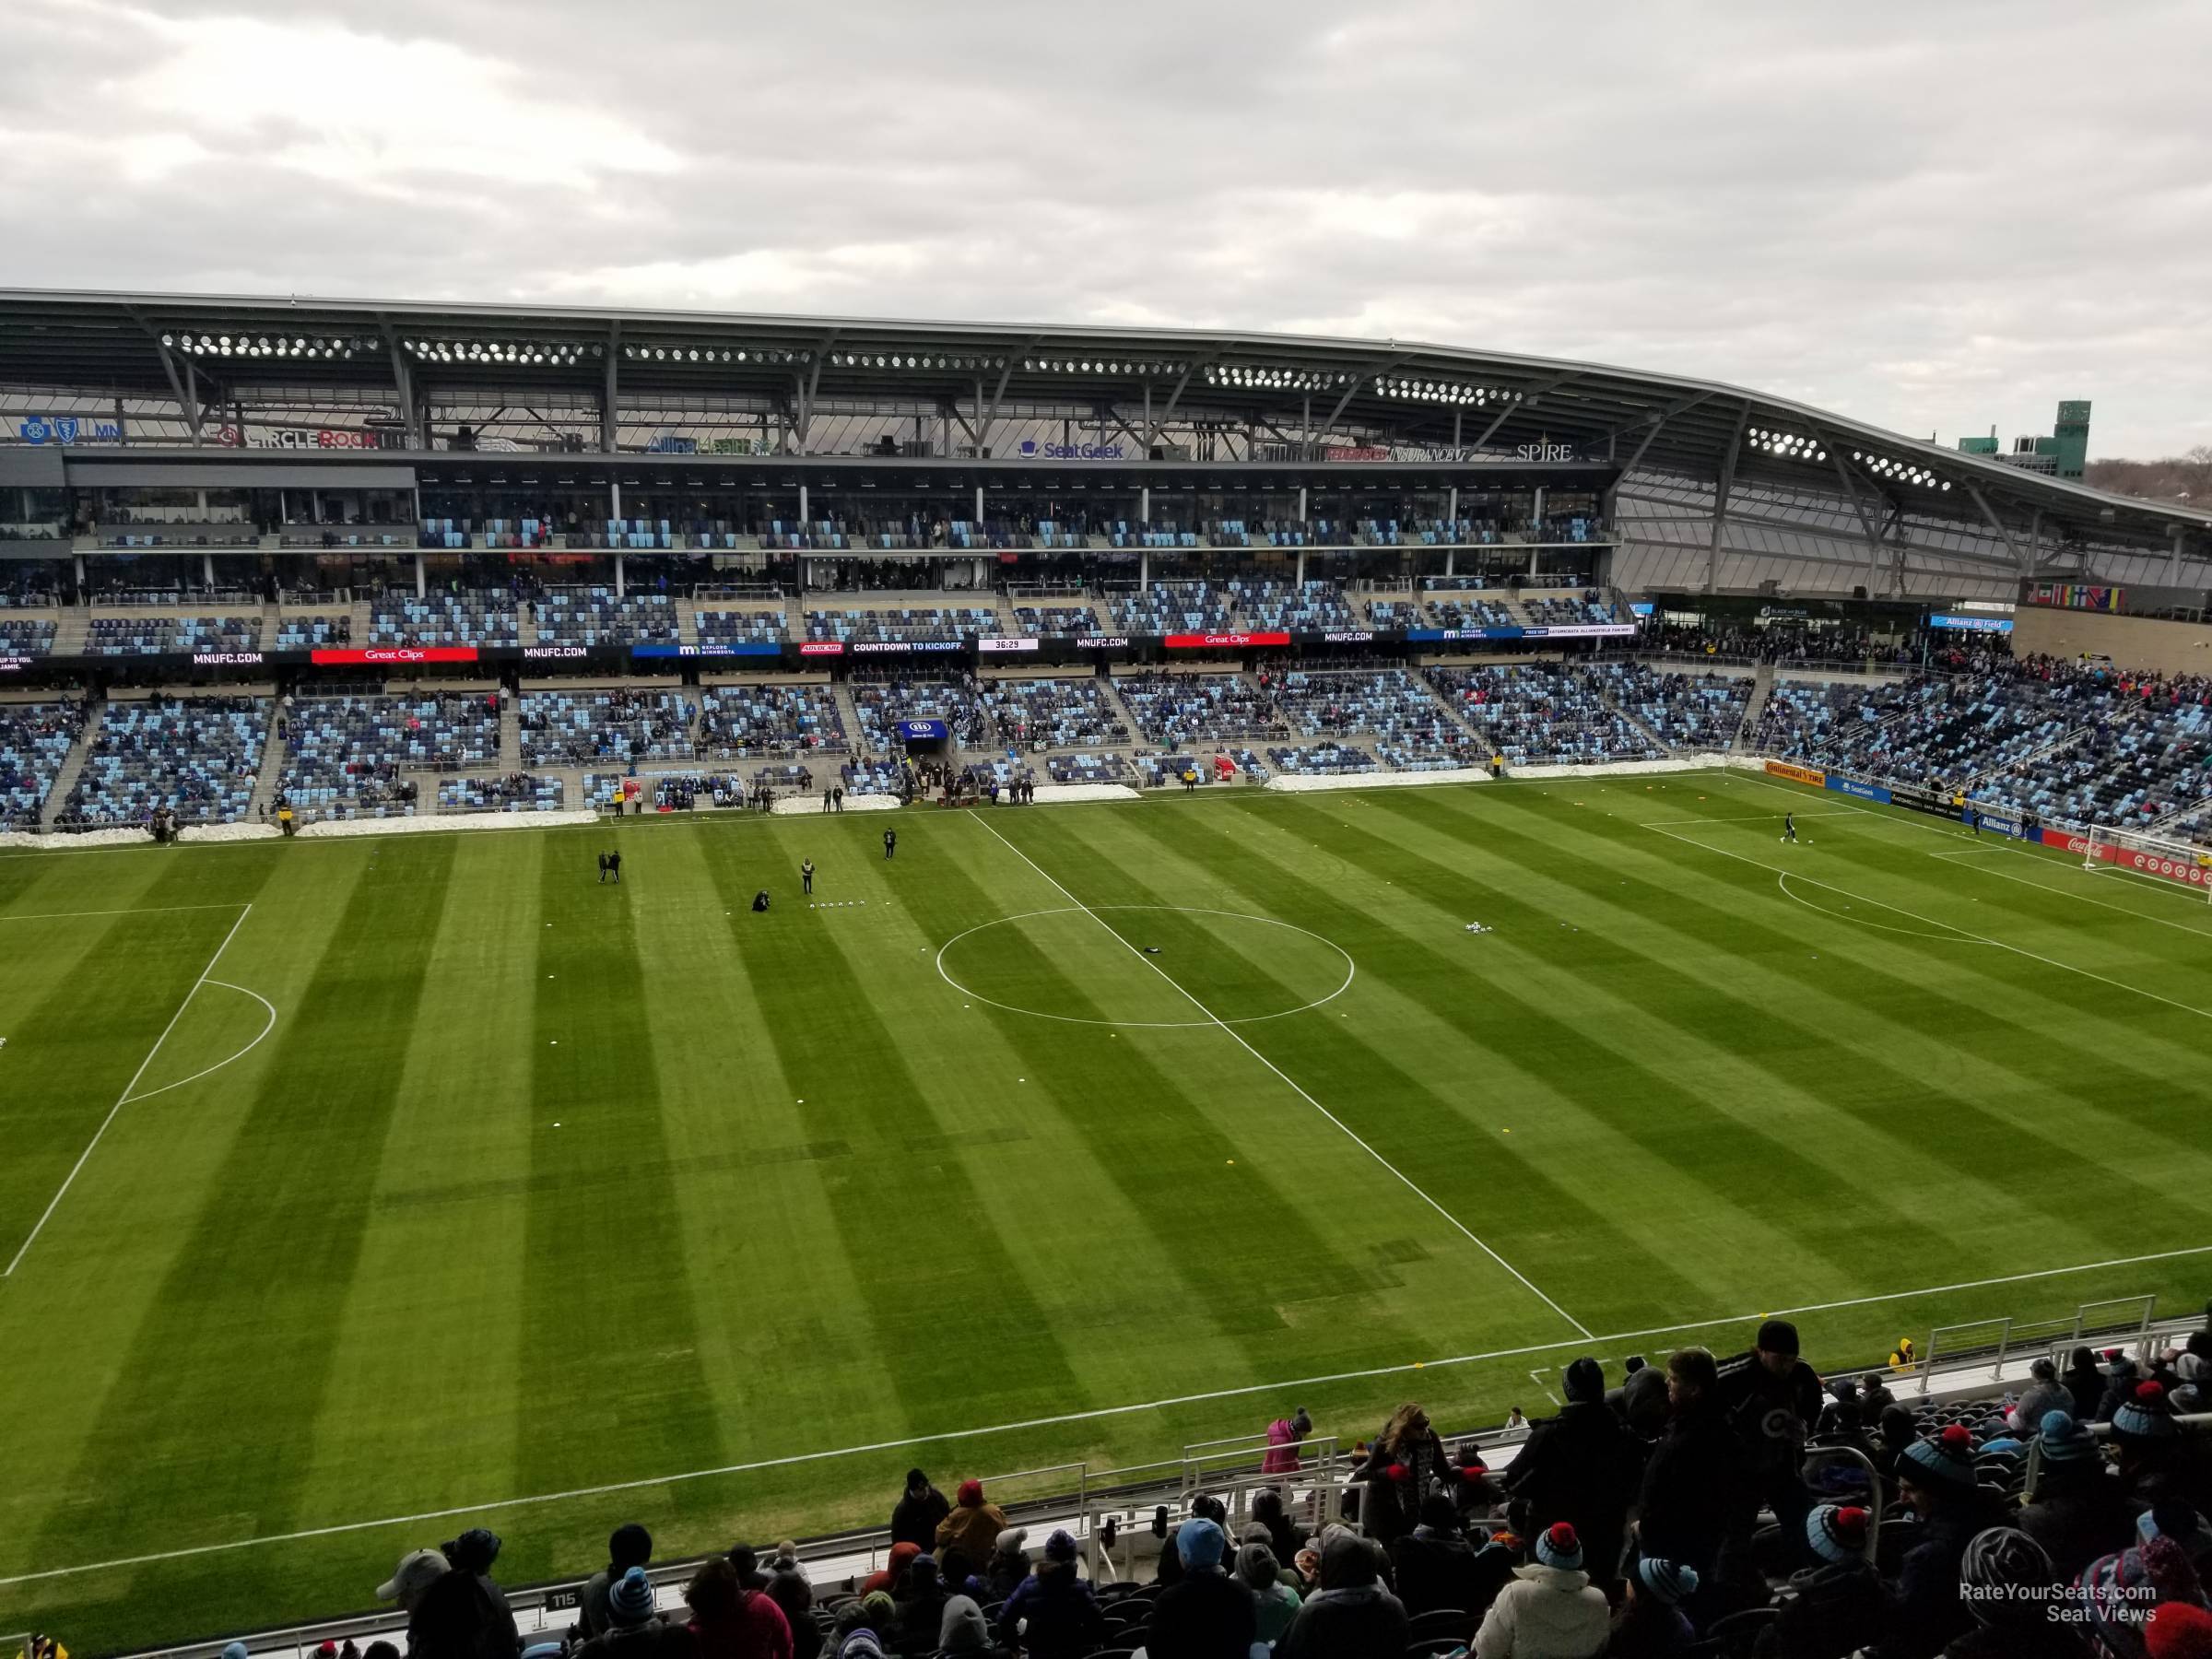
[2090,861,2212,905]
[0,903,252,922]
[117,982,279,1105]
[1643,809,1857,828]
[1641,822,2212,1025]
[2,904,254,1279]
[6,1238,2209,1591]
[965,809,1596,1342]
[1929,848,2212,939]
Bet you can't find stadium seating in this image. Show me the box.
[1750,675,1924,757]
[804,607,995,642]
[276,693,499,821]
[1116,673,1281,746]
[1046,751,1133,784]
[1424,594,1518,629]
[1107,582,1235,634]
[1266,741,1379,774]
[369,590,520,648]
[1969,686,2212,832]
[0,619,58,659]
[1364,600,1422,629]
[1011,605,1101,637]
[1222,580,1359,630]
[1428,663,1660,764]
[84,615,260,656]
[273,614,352,649]
[693,609,789,647]
[519,689,695,767]
[850,678,984,752]
[0,699,85,829]
[65,697,268,826]
[438,774,565,812]
[534,590,679,647]
[1587,662,1755,751]
[697,684,848,756]
[1812,671,2091,789]
[839,757,908,796]
[1269,670,1480,768]
[977,678,1129,749]
[1524,590,1617,627]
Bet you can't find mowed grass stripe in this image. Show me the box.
[1008,803,1713,1327]
[515,834,728,1504]
[298,833,548,1524]
[26,838,459,1583]
[895,823,1453,1377]
[1094,799,1973,1300]
[1574,788,2212,1188]
[697,821,1090,1430]
[1409,788,2212,1226]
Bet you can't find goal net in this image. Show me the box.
[2078,823,2212,900]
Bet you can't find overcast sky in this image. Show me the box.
[3,0,2206,456]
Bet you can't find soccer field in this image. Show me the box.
[3,770,2209,1652]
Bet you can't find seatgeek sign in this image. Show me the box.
[1016,440,1127,460]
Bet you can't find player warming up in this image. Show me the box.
[883,828,897,861]
[801,857,815,896]
[1781,812,1798,844]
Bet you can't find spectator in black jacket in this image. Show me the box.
[1611,1355,1671,1441]
[1505,1356,1642,1589]
[1759,1504,1882,1659]
[1715,1320,1824,1573]
[2061,1347,2105,1419]
[994,1531,1103,1659]
[1637,1348,1742,1580]
[1146,1518,1257,1659]
[580,1525,655,1641]
[1392,1493,1485,1617]
[1359,1402,1452,1547]
[890,1469,950,1552]
[2093,1352,2140,1424]
[1877,1426,2009,1659]
[2019,1411,2137,1581]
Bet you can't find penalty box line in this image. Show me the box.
[2,902,255,1281]
[6,1238,2208,1591]
[962,810,1597,1343]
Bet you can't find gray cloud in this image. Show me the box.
[2,0,2206,454]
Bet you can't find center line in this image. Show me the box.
[966,811,1595,1341]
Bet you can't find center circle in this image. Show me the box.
[936,905,1356,1028]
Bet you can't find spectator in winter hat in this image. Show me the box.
[1504,1355,1641,1592]
[934,1595,991,1655]
[1941,1527,2094,1658]
[1885,1426,2010,1658]
[892,1554,947,1653]
[1147,1517,1256,1659]
[933,1481,1007,1569]
[1471,1523,1606,1658]
[1277,1532,1409,1659]
[2022,1410,2139,1580]
[2144,1602,2212,1659]
[574,1565,688,1659]
[1609,1557,1699,1656]
[2013,1358,2077,1433]
[2140,1505,2212,1577]
[984,1527,1030,1601]
[2098,1354,2144,1425]
[888,1469,949,1553]
[1716,1320,1824,1571]
[1767,1504,1884,1659]
[2077,1535,2207,1659]
[1264,1406,1314,1476]
[582,1526,655,1640]
[994,1526,1104,1659]
[2113,1383,2197,1510]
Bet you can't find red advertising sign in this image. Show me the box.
[798,641,845,657]
[310,646,480,665]
[1163,630,1292,649]
[2056,833,2212,888]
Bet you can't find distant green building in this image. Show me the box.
[1959,401,2089,480]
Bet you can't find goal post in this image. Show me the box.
[2079,823,2212,900]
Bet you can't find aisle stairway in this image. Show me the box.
[248,702,290,817]
[39,700,102,828]
[1738,662,1776,747]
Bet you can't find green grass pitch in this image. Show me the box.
[2,770,2208,1652]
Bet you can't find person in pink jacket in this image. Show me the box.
[1263,1407,1314,1476]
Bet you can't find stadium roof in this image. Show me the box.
[2,287,2206,559]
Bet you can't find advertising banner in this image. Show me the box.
[798,641,845,657]
[1967,808,2036,841]
[2053,833,2212,887]
[1075,634,1133,650]
[1164,630,1293,650]
[311,646,479,665]
[1889,782,1965,822]
[896,719,949,742]
[1825,775,1890,804]
[629,641,782,658]
[850,639,964,654]
[1521,623,1638,639]
[190,651,266,667]
[1765,760,1826,787]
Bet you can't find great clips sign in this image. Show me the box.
[1164,630,1291,650]
[311,646,480,665]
